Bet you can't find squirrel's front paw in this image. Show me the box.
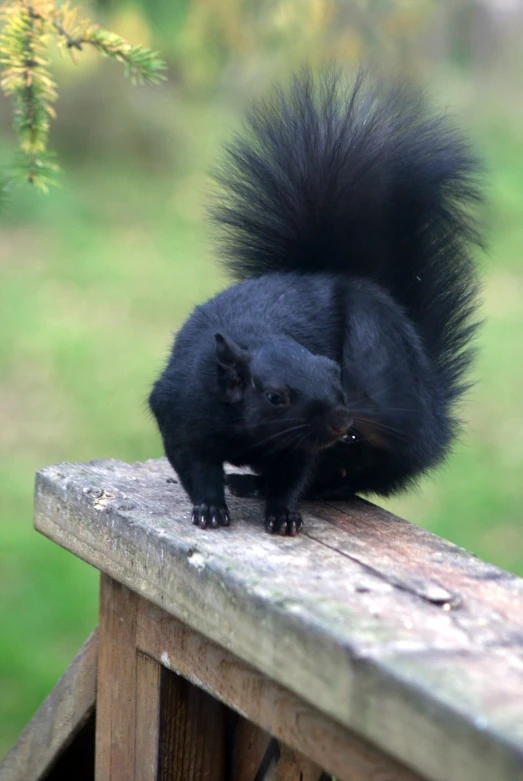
[264,505,303,537]
[191,503,230,530]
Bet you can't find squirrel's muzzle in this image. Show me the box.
[328,406,353,438]
[307,404,353,451]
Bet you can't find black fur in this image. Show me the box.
[149,71,482,535]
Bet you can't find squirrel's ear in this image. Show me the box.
[215,333,250,402]
[215,333,249,367]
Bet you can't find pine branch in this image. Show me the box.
[0,0,167,191]
[76,29,167,84]
[51,3,166,83]
[11,147,59,191]
[0,1,58,188]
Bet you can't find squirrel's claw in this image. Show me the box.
[191,503,230,529]
[265,509,303,537]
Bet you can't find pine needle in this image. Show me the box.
[0,0,167,190]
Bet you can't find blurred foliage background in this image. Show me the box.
[1,0,523,758]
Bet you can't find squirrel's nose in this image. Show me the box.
[329,407,353,437]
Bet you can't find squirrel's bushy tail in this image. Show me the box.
[212,70,482,402]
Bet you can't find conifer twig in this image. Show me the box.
[0,0,167,190]
[0,0,58,188]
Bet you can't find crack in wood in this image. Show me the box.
[304,526,462,610]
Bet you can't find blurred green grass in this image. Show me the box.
[1,88,523,758]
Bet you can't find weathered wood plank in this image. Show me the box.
[230,719,272,781]
[274,744,323,781]
[0,630,97,781]
[95,574,139,781]
[156,666,227,781]
[136,596,422,781]
[34,458,523,781]
[135,652,161,781]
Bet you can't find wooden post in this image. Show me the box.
[230,720,272,781]
[274,745,324,781]
[96,575,139,781]
[95,574,227,781]
[135,652,161,781]
[155,667,226,781]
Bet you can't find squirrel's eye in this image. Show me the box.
[343,427,361,444]
[266,391,284,406]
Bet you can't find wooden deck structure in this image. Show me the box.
[1,457,523,780]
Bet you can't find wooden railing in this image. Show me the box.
[1,457,523,781]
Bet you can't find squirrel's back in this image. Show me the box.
[212,70,482,405]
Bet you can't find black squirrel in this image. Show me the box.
[149,71,481,536]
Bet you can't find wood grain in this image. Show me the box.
[136,597,423,781]
[135,652,161,781]
[34,458,523,781]
[230,718,272,781]
[95,574,139,781]
[274,745,323,781]
[94,575,228,781]
[156,667,227,781]
[0,630,97,781]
